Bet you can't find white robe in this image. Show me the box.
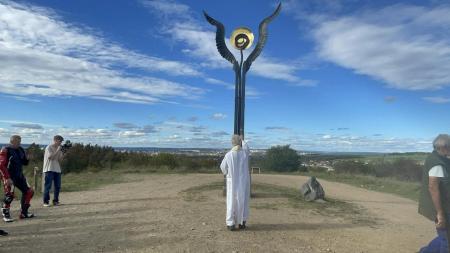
[220,140,250,226]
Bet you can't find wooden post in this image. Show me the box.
[33,167,38,192]
[251,167,261,174]
[249,166,253,198]
[223,174,226,196]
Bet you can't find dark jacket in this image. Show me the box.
[418,151,450,221]
[0,146,29,180]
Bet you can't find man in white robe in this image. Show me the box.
[220,135,250,231]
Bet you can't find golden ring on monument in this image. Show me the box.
[230,27,254,50]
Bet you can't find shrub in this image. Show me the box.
[263,145,300,172]
[333,160,373,175]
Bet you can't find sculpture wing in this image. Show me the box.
[243,3,281,73]
[203,11,238,67]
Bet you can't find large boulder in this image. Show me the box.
[300,176,325,201]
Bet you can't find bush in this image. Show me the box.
[333,160,373,175]
[263,145,300,172]
[372,158,422,182]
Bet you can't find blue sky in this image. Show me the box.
[0,0,449,152]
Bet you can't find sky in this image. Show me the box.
[0,0,449,152]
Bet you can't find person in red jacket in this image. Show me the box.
[0,135,34,222]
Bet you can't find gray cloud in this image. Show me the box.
[114,123,138,129]
[11,123,43,129]
[140,125,158,133]
[265,126,290,131]
[211,131,228,137]
[384,96,396,103]
[190,126,206,133]
[187,116,198,122]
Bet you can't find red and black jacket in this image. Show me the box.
[0,146,29,180]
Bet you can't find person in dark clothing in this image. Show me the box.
[0,135,35,222]
[419,134,450,253]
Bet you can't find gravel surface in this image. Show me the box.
[0,173,435,253]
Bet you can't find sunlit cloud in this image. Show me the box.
[211,113,227,120]
[311,4,450,91]
[141,0,315,87]
[0,1,204,104]
[423,96,450,104]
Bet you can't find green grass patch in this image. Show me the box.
[61,170,137,192]
[180,181,223,202]
[0,170,136,202]
[300,171,421,201]
[181,181,376,226]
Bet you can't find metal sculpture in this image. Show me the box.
[204,3,281,137]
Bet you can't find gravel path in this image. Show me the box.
[0,173,435,253]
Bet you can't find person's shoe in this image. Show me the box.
[19,212,35,219]
[19,204,34,219]
[238,221,247,230]
[1,208,13,222]
[43,203,50,207]
[52,201,60,206]
[0,229,8,236]
[227,225,236,231]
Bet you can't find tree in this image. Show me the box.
[264,145,300,172]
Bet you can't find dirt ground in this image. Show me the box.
[0,173,436,253]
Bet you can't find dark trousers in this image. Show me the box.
[3,173,32,209]
[420,214,450,253]
[43,171,61,204]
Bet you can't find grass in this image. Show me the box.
[181,181,377,226]
[180,181,224,202]
[4,166,421,207]
[61,170,136,192]
[300,171,421,201]
[0,170,137,201]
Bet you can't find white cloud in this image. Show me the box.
[313,4,450,91]
[0,1,203,104]
[140,0,191,19]
[0,119,435,151]
[119,131,146,138]
[211,113,227,120]
[141,0,314,86]
[2,95,41,102]
[423,96,450,104]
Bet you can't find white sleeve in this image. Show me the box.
[220,155,228,175]
[47,145,59,160]
[429,165,446,177]
[242,140,250,155]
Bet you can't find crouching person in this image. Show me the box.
[0,135,34,222]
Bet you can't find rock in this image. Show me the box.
[300,176,325,201]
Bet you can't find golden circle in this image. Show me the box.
[230,27,254,50]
